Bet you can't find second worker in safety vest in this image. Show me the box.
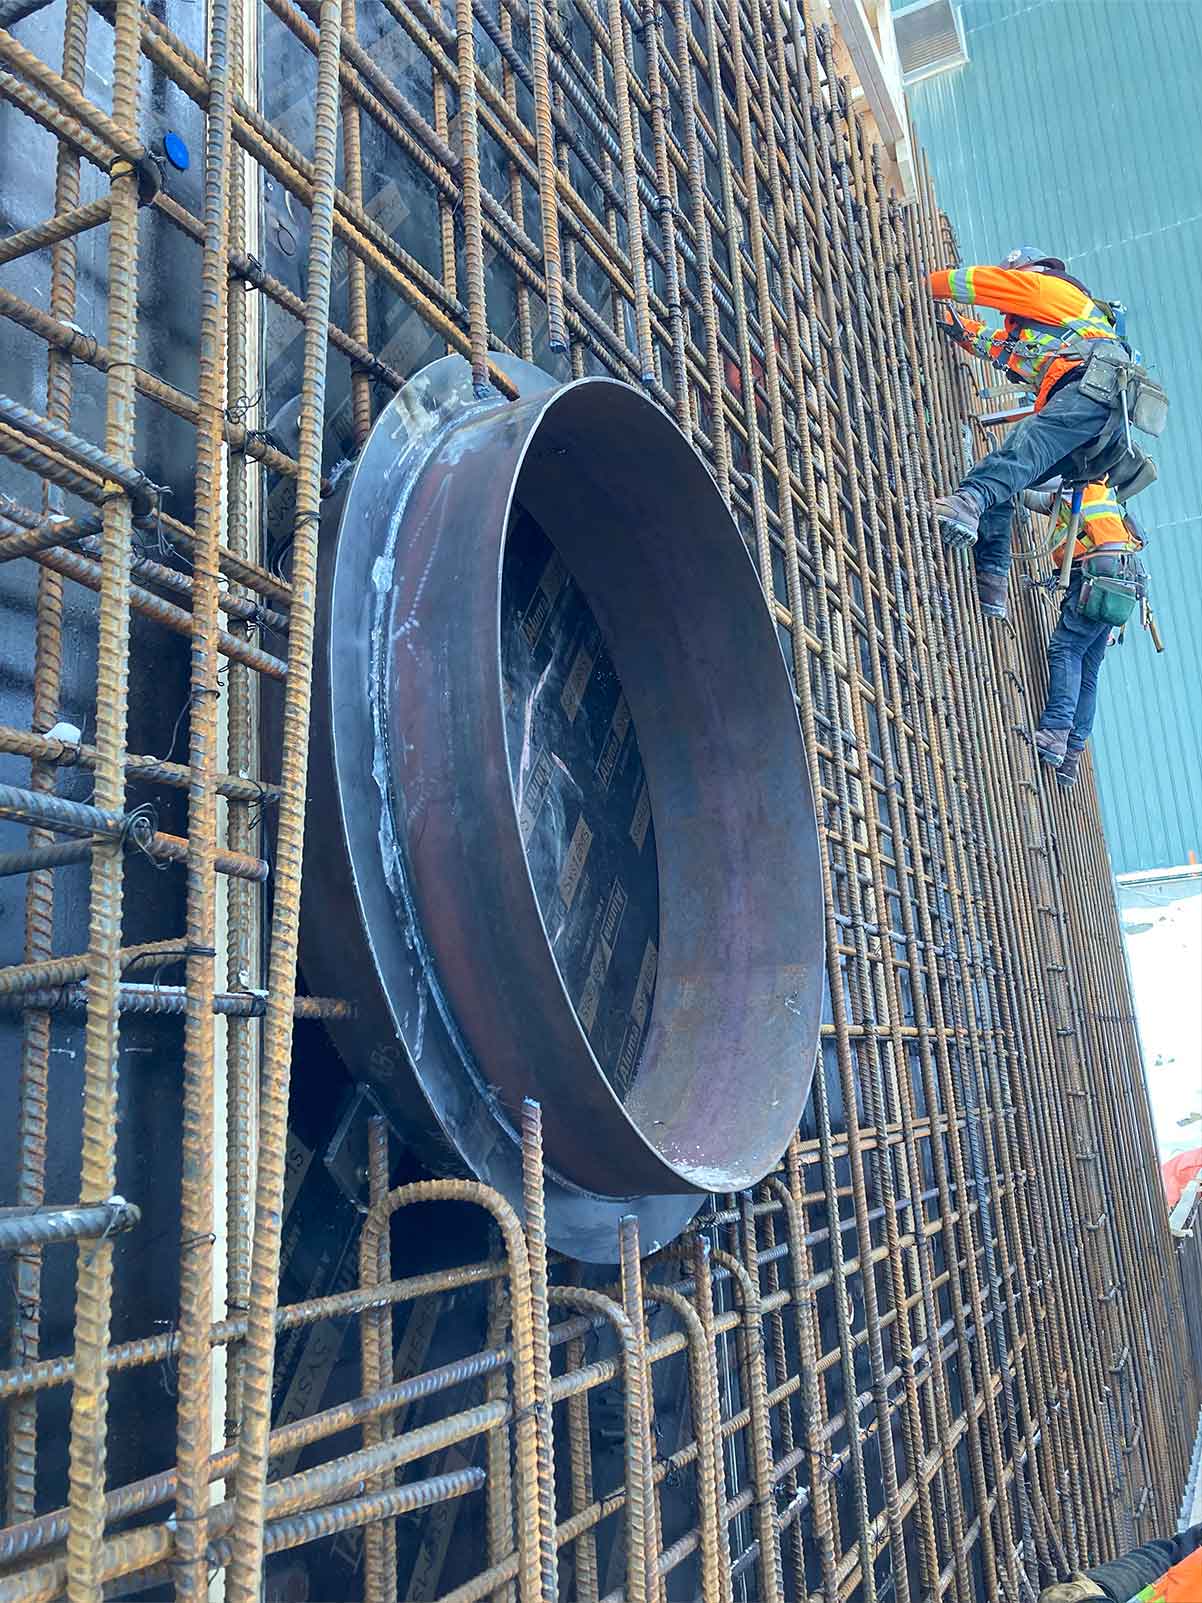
[1021,480,1142,788]
[927,245,1131,619]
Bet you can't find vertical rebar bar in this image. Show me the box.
[171,0,236,1585]
[61,0,143,1585]
[221,0,258,1454]
[223,4,344,1595]
[4,0,90,1527]
[620,1216,662,1603]
[339,0,372,445]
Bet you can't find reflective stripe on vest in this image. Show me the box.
[946,266,977,302]
[1050,483,1134,565]
[988,299,1119,392]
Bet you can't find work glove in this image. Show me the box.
[1038,1577,1107,1602]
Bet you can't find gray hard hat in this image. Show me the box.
[1000,245,1067,272]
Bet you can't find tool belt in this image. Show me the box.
[1060,435,1157,504]
[1075,546,1149,628]
[1076,343,1169,437]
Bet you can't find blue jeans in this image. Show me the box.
[963,376,1119,579]
[1039,571,1111,750]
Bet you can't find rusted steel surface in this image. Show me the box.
[0,0,1196,1596]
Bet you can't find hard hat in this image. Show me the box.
[1000,245,1067,271]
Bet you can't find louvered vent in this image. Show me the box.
[894,0,968,84]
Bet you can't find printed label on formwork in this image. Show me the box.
[617,938,658,1094]
[500,506,660,1099]
[520,549,567,652]
[558,813,593,911]
[596,696,631,792]
[560,623,600,723]
[578,878,628,1035]
[630,781,652,853]
[517,744,555,843]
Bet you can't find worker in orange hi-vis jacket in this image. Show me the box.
[1039,1524,1202,1601]
[1020,480,1143,784]
[928,245,1132,621]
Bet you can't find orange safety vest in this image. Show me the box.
[1131,1542,1202,1601]
[929,264,1122,410]
[1050,481,1138,566]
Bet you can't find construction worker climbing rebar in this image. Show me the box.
[1020,480,1146,785]
[1039,1519,1202,1600]
[926,245,1167,621]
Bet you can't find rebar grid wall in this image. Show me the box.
[0,0,1195,1594]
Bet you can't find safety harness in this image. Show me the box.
[992,290,1169,442]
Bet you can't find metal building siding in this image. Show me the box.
[909,0,1202,873]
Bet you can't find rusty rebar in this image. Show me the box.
[0,196,110,266]
[222,2,344,1593]
[53,0,141,1585]
[361,1117,397,1603]
[169,0,236,1578]
[0,1199,140,1254]
[0,783,268,880]
[0,985,350,1018]
[521,1100,558,1603]
[3,0,87,1514]
[0,715,272,806]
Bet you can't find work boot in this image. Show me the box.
[1038,1578,1105,1602]
[1034,728,1069,768]
[932,490,981,549]
[1056,747,1083,789]
[976,569,1008,618]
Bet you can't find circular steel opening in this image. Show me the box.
[298,356,823,1253]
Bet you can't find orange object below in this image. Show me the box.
[1162,1146,1202,1210]
[1140,1542,1202,1600]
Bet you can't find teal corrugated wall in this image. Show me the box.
[908,0,1202,874]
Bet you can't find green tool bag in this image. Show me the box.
[1076,548,1149,627]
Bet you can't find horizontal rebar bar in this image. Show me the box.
[0,782,269,880]
[0,984,352,1018]
[0,724,278,804]
[0,393,159,514]
[0,1199,140,1254]
[0,839,95,877]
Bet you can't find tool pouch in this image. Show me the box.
[1128,373,1169,437]
[1078,345,1170,438]
[1077,343,1130,406]
[1076,548,1148,628]
[1108,443,1157,502]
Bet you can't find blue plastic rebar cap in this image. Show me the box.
[162,131,190,172]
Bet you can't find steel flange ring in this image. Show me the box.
[298,354,823,1260]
